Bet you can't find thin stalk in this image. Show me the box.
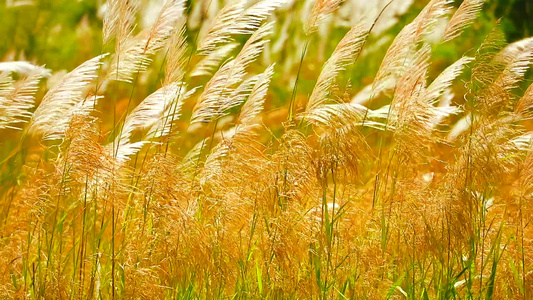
[288,39,310,123]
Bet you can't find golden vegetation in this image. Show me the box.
[0,0,532,298]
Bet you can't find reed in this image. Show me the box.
[0,0,532,298]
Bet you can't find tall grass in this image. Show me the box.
[0,0,532,298]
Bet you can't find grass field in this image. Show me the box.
[0,0,532,298]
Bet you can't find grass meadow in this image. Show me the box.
[0,0,533,298]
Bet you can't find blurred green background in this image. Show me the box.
[1,0,530,71]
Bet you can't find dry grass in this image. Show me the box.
[1,0,532,298]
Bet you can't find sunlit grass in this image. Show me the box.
[0,0,532,299]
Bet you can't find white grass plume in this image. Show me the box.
[165,20,189,85]
[197,0,283,55]
[515,83,533,118]
[483,38,533,111]
[0,61,51,77]
[0,72,14,95]
[109,0,185,83]
[442,0,484,42]
[197,1,245,55]
[306,22,368,112]
[237,64,274,126]
[372,0,451,95]
[110,83,183,162]
[424,56,473,104]
[227,22,273,84]
[112,141,148,164]
[390,44,432,132]
[119,82,182,143]
[494,37,533,65]
[306,0,344,35]
[0,72,42,130]
[103,0,139,45]
[237,0,286,35]
[191,22,273,124]
[28,54,107,140]
[220,75,260,113]
[147,86,200,139]
[305,102,368,128]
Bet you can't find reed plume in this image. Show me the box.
[1,0,532,298]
